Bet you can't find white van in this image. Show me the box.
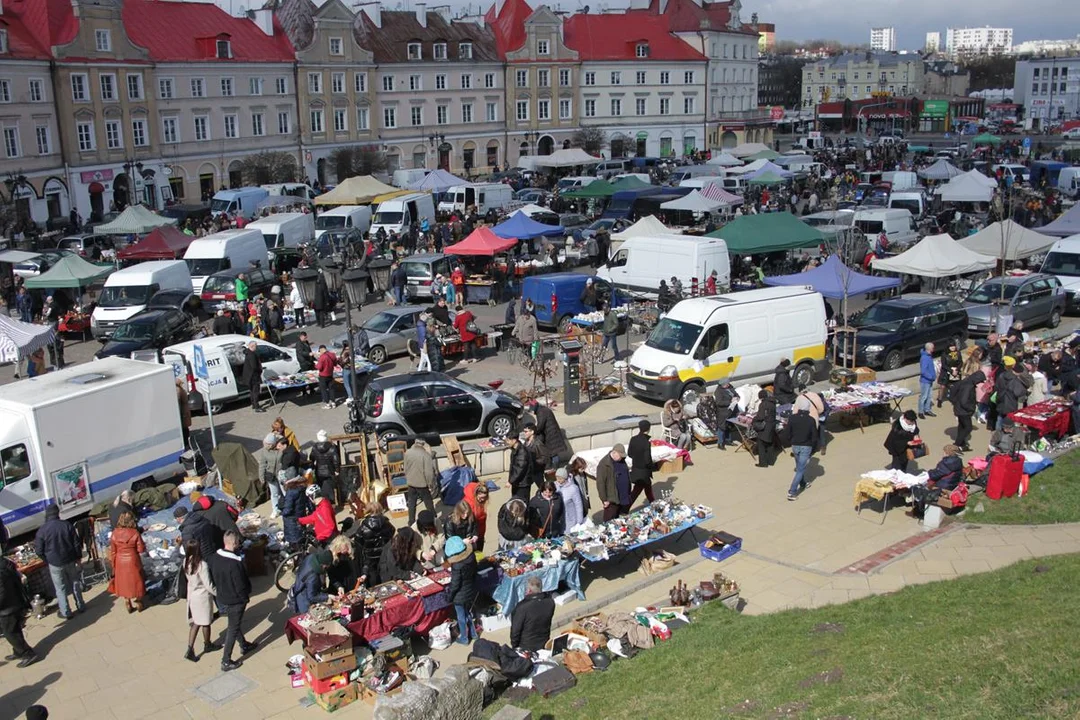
[262,183,318,203]
[670,166,722,185]
[315,205,372,241]
[438,184,514,215]
[991,164,1029,185]
[880,171,920,191]
[722,176,747,193]
[183,229,267,295]
[1040,236,1080,311]
[888,191,928,219]
[597,234,730,296]
[90,260,193,339]
[556,176,599,192]
[626,287,828,404]
[392,168,430,189]
[1057,167,1080,199]
[595,160,627,179]
[0,358,184,535]
[853,208,918,247]
[370,192,436,236]
[209,187,269,220]
[246,212,316,257]
[164,335,299,413]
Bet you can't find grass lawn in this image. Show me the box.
[504,555,1080,720]
[972,448,1080,525]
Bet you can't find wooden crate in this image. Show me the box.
[443,435,468,467]
[854,367,877,383]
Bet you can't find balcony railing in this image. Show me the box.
[712,108,772,122]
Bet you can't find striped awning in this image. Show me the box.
[699,183,744,206]
[0,314,56,364]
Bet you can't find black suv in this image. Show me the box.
[843,294,968,370]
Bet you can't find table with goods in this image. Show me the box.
[265,358,381,392]
[1008,397,1072,441]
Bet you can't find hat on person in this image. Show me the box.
[638,419,651,433]
[312,549,334,572]
[316,430,328,442]
[612,443,626,455]
[173,506,188,519]
[445,536,467,557]
[416,510,436,533]
[555,467,569,481]
[263,432,279,447]
[45,505,59,519]
[25,707,49,720]
[1003,356,1016,367]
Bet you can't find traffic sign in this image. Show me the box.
[192,344,209,380]
[1022,136,1031,148]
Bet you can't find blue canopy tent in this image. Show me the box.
[764,254,899,299]
[408,169,467,193]
[492,210,564,239]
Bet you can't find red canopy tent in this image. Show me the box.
[445,226,517,256]
[116,225,194,261]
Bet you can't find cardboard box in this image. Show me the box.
[360,680,405,706]
[308,683,358,713]
[302,660,354,694]
[303,647,359,680]
[658,456,684,474]
[480,614,511,633]
[855,366,877,383]
[305,621,354,662]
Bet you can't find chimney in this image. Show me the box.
[364,3,382,28]
[249,8,274,36]
[416,2,427,27]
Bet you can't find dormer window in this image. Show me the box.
[459,42,473,59]
[433,42,447,60]
[216,39,231,59]
[636,42,649,58]
[95,29,111,52]
[329,37,343,55]
[407,42,422,60]
[537,39,550,55]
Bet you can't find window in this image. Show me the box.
[460,74,472,90]
[516,69,528,88]
[537,98,550,120]
[409,74,421,91]
[636,43,649,58]
[95,29,112,52]
[223,114,238,139]
[162,116,178,144]
[635,97,646,115]
[866,85,871,94]
[382,107,397,129]
[435,74,447,90]
[485,102,497,122]
[277,111,290,134]
[276,77,288,95]
[462,103,473,123]
[410,106,422,126]
[35,125,50,155]
[3,127,18,158]
[98,74,116,101]
[249,77,263,96]
[0,80,8,103]
[309,109,324,133]
[131,118,148,147]
[28,79,44,103]
[660,71,670,85]
[559,69,570,87]
[584,98,596,117]
[408,42,422,60]
[559,98,571,119]
[610,71,621,85]
[382,75,394,92]
[585,71,596,86]
[485,73,496,88]
[659,97,670,115]
[0,445,31,486]
[0,30,6,54]
[333,108,347,132]
[683,71,694,84]
[194,115,209,141]
[76,121,94,151]
[537,39,550,55]
[433,42,447,60]
[516,99,529,121]
[329,37,343,55]
[683,96,694,114]
[220,77,233,97]
[331,72,345,94]
[105,120,122,149]
[308,73,322,94]
[459,42,473,59]
[355,73,367,93]
[71,73,88,101]
[190,78,205,98]
[436,105,448,124]
[214,37,232,58]
[636,71,647,85]
[158,78,174,99]
[252,112,264,136]
[610,98,621,116]
[537,69,549,88]
[356,107,368,130]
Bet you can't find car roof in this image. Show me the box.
[125,309,172,323]
[370,371,454,389]
[402,253,449,262]
[981,273,1053,286]
[371,306,422,317]
[876,293,951,307]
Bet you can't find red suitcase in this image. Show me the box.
[987,453,1023,499]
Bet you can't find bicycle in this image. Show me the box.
[274,527,318,592]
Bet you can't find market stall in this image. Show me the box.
[444,227,518,304]
[93,204,177,235]
[766,254,900,298]
[567,499,713,564]
[265,358,381,396]
[491,210,563,240]
[115,225,195,262]
[1009,397,1072,442]
[823,381,913,431]
[0,314,56,365]
[489,539,584,616]
[871,233,996,278]
[958,220,1058,261]
[315,176,396,206]
[574,441,690,478]
[853,468,929,522]
[1037,203,1080,238]
[707,212,824,254]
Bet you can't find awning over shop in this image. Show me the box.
[707,212,824,254]
[0,250,43,264]
[408,169,466,193]
[765,254,899,299]
[872,233,996,278]
[706,152,742,167]
[917,159,963,180]
[611,215,671,241]
[934,174,994,203]
[609,176,652,191]
[698,184,744,206]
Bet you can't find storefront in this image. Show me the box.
[69,161,174,223]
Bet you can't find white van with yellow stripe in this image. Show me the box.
[627,287,828,403]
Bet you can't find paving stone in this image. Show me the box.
[192,671,256,707]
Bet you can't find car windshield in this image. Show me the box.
[967,283,1019,304]
[1041,252,1080,277]
[372,211,403,226]
[209,198,231,214]
[202,276,236,295]
[112,320,155,341]
[852,303,913,332]
[99,285,153,308]
[401,261,431,280]
[646,318,703,355]
[316,215,346,230]
[364,312,399,333]
[185,258,227,277]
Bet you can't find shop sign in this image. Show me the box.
[921,99,949,118]
[79,169,114,184]
[636,131,648,140]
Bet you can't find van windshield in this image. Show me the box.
[372,211,403,226]
[1041,252,1080,277]
[209,198,233,214]
[646,318,703,355]
[890,200,921,216]
[315,216,346,230]
[99,284,153,308]
[186,258,228,277]
[261,233,278,250]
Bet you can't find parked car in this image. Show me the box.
[557,213,590,233]
[146,288,203,317]
[513,188,549,204]
[843,294,969,370]
[57,233,117,259]
[582,217,617,239]
[12,250,72,278]
[360,372,523,447]
[160,203,212,226]
[95,308,199,359]
[963,273,1065,335]
[1064,127,1080,140]
[200,266,278,313]
[330,306,455,365]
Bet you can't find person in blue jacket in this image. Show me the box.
[280,477,312,550]
[289,549,332,614]
[919,342,937,419]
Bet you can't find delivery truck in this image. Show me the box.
[0,358,185,536]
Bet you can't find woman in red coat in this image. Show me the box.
[108,512,146,612]
[453,304,479,364]
[462,482,490,552]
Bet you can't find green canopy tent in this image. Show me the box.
[706,212,825,254]
[563,178,617,199]
[972,133,1002,146]
[748,171,788,186]
[609,176,652,191]
[23,254,114,289]
[746,148,781,161]
[93,204,177,235]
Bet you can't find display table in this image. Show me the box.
[823,382,913,432]
[491,557,583,617]
[284,593,452,645]
[464,281,493,304]
[1009,398,1072,440]
[853,469,928,523]
[265,359,380,392]
[729,404,791,458]
[575,513,713,563]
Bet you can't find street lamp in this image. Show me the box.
[523,130,538,157]
[291,267,320,306]
[366,257,392,294]
[3,172,29,227]
[122,158,145,206]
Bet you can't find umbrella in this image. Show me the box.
[748,171,788,186]
[0,315,56,363]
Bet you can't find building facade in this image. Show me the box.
[924,60,971,98]
[1013,58,1080,129]
[801,52,925,105]
[870,27,896,53]
[925,32,941,54]
[758,55,805,110]
[945,26,1013,58]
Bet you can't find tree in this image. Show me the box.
[240,151,298,185]
[570,127,608,156]
[963,56,1015,91]
[328,145,389,181]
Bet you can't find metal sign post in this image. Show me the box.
[192,344,217,448]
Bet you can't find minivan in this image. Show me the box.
[401,253,460,301]
[594,160,627,180]
[209,187,269,220]
[521,273,625,332]
[844,294,968,370]
[963,273,1065,335]
[437,183,514,215]
[91,259,193,338]
[315,205,372,241]
[56,233,116,259]
[246,212,316,257]
[853,208,918,248]
[370,192,436,236]
[183,228,267,294]
[888,191,928,219]
[598,233,730,296]
[669,166,719,185]
[626,287,828,403]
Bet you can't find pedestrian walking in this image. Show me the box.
[627,420,657,507]
[240,341,264,413]
[784,409,819,500]
[34,505,85,619]
[182,540,219,662]
[506,434,532,502]
[0,552,36,667]
[601,302,620,362]
[211,531,256,671]
[257,433,283,518]
[108,512,146,613]
[919,342,937,418]
[404,438,439,526]
[951,370,983,451]
[315,345,338,408]
[339,342,356,402]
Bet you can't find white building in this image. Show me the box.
[1013,57,1080,129]
[870,27,896,53]
[945,27,1013,57]
[925,32,941,54]
[1012,37,1080,56]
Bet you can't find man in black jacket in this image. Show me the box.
[506,434,532,502]
[510,576,555,652]
[785,409,818,501]
[526,397,568,469]
[951,370,984,451]
[211,531,256,671]
[309,430,341,506]
[773,359,797,405]
[521,424,548,490]
[0,553,35,666]
[627,420,656,508]
[295,331,315,397]
[713,382,737,449]
[34,505,85,619]
[211,309,233,336]
[175,506,218,559]
[240,341,264,413]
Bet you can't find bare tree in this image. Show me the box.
[570,127,608,156]
[240,151,298,186]
[328,145,389,182]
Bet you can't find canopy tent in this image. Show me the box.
[0,250,43,264]
[612,215,671,241]
[563,178,617,199]
[660,190,724,213]
[93,204,176,235]
[972,133,1002,146]
[935,174,994,203]
[314,175,396,205]
[492,210,563,239]
[0,314,56,363]
[699,183,744,206]
[745,161,793,179]
[961,169,997,188]
[409,169,466,193]
[729,142,773,158]
[1037,203,1080,238]
[23,255,113,289]
[445,226,518,256]
[726,158,770,175]
[765,254,899,299]
[774,154,813,167]
[116,225,195,261]
[707,212,824,254]
[748,171,788,186]
[917,158,963,180]
[609,176,652,191]
[959,220,1059,260]
[872,233,996,278]
[746,148,781,161]
[706,152,742,167]
[531,148,602,168]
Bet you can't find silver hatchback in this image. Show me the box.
[963,273,1066,335]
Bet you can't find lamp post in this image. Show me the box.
[122,158,145,206]
[3,172,29,229]
[367,257,392,295]
[523,130,538,157]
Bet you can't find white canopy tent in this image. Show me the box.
[408,169,467,193]
[960,169,998,188]
[935,174,994,203]
[706,152,742,167]
[728,142,772,158]
[0,315,56,364]
[611,215,671,241]
[917,159,962,180]
[958,220,1059,261]
[660,190,724,213]
[531,148,602,168]
[872,233,996,278]
[725,158,770,175]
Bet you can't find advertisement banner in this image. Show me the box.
[53,461,92,516]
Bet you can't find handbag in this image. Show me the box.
[949,482,969,507]
[906,443,929,461]
[465,320,481,335]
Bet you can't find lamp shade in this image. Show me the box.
[321,261,343,293]
[343,267,370,307]
[291,267,319,307]
[367,258,392,293]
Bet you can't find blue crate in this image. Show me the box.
[699,537,742,563]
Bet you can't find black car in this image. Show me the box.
[200,266,277,312]
[95,309,198,359]
[146,288,203,317]
[842,294,968,370]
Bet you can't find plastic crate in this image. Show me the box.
[699,536,742,563]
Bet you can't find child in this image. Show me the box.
[280,477,311,551]
[445,535,477,645]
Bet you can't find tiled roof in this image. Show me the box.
[6,0,79,55]
[484,0,531,59]
[818,52,918,68]
[563,12,704,61]
[657,0,758,37]
[355,10,497,64]
[275,0,317,52]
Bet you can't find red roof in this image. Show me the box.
[654,0,758,36]
[121,0,295,62]
[445,227,517,256]
[485,0,531,59]
[563,13,704,61]
[5,0,78,56]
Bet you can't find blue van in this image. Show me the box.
[521,273,625,333]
